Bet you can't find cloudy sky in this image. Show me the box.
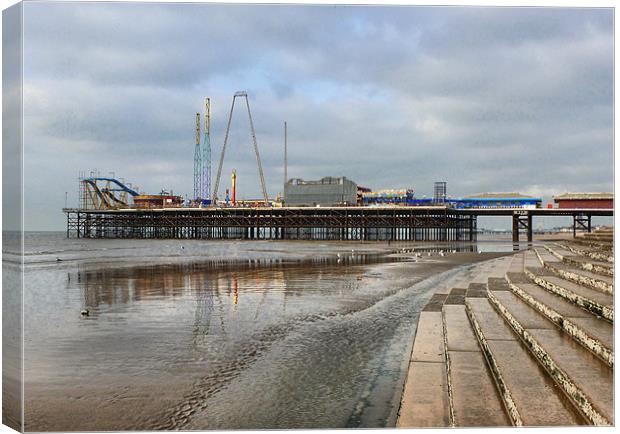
[18,3,613,230]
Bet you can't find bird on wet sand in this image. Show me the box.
[80,309,89,316]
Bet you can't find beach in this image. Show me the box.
[18,232,514,431]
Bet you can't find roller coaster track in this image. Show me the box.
[81,177,139,210]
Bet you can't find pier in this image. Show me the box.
[63,206,611,241]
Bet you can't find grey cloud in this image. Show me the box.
[18,3,613,231]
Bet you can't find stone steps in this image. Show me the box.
[488,289,613,425]
[545,245,613,277]
[466,296,585,426]
[569,238,612,252]
[556,242,613,264]
[535,248,613,295]
[581,233,613,242]
[398,252,613,428]
[522,267,613,322]
[504,274,613,367]
[397,283,512,427]
[443,301,510,426]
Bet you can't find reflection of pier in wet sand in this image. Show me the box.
[24,241,507,431]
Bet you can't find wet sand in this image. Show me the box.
[20,234,512,431]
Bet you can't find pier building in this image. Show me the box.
[284,176,358,206]
[554,193,613,209]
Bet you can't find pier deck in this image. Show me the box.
[63,206,477,241]
[63,206,611,241]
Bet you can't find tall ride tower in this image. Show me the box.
[202,98,212,201]
[194,113,202,200]
[213,91,269,205]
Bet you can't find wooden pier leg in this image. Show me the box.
[512,214,519,243]
[527,213,533,243]
[573,216,577,238]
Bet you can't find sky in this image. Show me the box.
[14,3,614,230]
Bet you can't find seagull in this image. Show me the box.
[56,257,63,262]
[80,309,89,316]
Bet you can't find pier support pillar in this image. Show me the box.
[512,214,519,243]
[512,211,531,244]
[573,214,591,238]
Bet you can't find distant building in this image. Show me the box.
[553,193,613,209]
[284,176,357,206]
[361,189,415,205]
[453,192,541,209]
[134,192,183,208]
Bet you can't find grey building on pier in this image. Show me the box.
[284,176,358,206]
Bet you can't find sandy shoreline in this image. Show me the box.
[22,241,511,431]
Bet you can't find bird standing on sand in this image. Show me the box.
[80,309,89,316]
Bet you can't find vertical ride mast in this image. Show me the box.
[193,113,202,200]
[212,91,269,205]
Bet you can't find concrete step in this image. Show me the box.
[443,301,511,427]
[582,233,613,242]
[466,297,584,426]
[524,250,542,268]
[508,253,525,273]
[550,244,614,276]
[522,268,613,322]
[467,257,514,285]
[397,310,450,427]
[557,242,613,264]
[535,248,613,295]
[466,282,488,298]
[545,245,613,277]
[488,290,614,425]
[544,262,613,295]
[570,238,612,252]
[504,275,613,367]
[533,247,561,265]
